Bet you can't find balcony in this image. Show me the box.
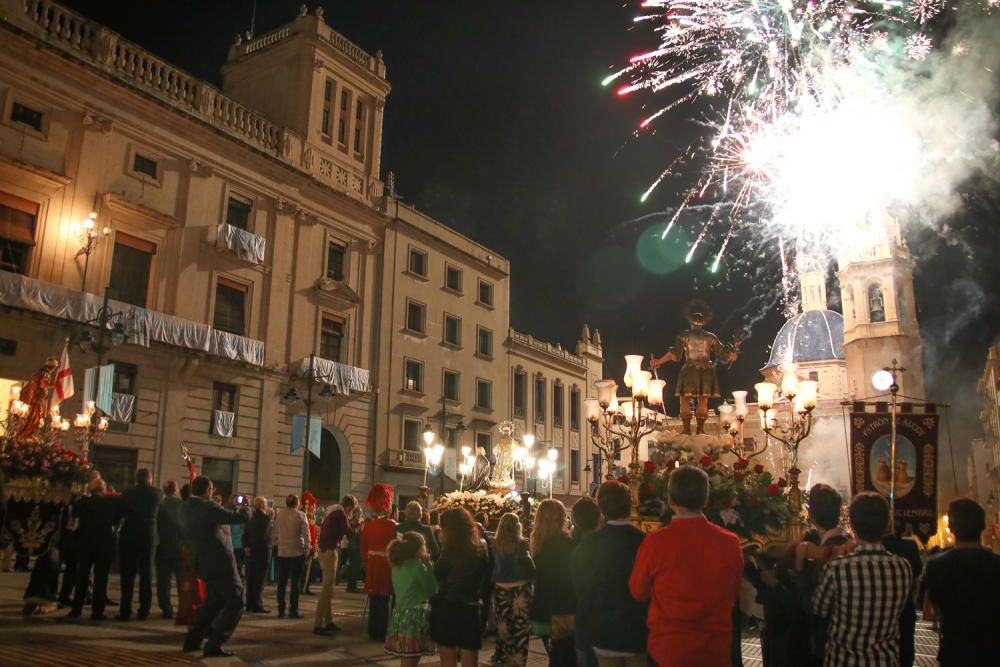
[383,448,425,472]
[216,223,266,265]
[290,355,371,395]
[0,270,264,366]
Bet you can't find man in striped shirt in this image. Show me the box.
[812,492,912,667]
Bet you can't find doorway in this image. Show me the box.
[308,426,351,505]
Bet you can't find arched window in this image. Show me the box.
[868,284,885,323]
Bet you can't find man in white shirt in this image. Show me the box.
[273,494,310,619]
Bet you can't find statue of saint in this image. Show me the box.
[14,356,59,440]
[465,447,492,492]
[488,422,516,492]
[651,300,742,436]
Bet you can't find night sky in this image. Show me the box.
[60,0,1000,491]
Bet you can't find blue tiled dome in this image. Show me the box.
[764,310,844,369]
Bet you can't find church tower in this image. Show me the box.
[836,210,925,400]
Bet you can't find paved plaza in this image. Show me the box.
[0,571,939,666]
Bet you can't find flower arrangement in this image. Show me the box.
[431,490,524,519]
[636,443,790,542]
[0,435,92,486]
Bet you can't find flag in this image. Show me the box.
[54,339,74,404]
[291,415,322,457]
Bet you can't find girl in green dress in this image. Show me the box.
[385,531,437,665]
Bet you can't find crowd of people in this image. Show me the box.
[5,462,1000,665]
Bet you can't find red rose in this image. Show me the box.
[753,464,765,474]
[766,484,780,496]
[777,477,787,488]
[699,455,712,466]
[733,458,749,470]
[722,495,734,507]
[733,471,745,481]
[617,475,629,484]
[643,461,656,473]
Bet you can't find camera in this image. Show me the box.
[235,495,245,505]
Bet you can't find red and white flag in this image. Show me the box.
[54,338,74,404]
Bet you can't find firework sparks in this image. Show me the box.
[905,33,934,59]
[907,0,945,24]
[611,0,999,273]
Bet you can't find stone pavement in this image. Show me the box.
[0,571,939,666]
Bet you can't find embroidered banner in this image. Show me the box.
[849,408,938,543]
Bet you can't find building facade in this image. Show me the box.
[0,1,603,505]
[976,345,1000,550]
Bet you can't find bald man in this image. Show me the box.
[244,496,273,613]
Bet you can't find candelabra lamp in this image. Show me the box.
[717,390,766,460]
[72,400,109,457]
[418,427,444,503]
[754,364,818,540]
[585,355,667,511]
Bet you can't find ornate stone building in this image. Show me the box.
[975,345,1000,550]
[0,1,603,504]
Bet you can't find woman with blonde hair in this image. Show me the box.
[529,499,577,667]
[491,513,535,666]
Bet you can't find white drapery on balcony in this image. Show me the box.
[0,270,264,366]
[217,224,266,265]
[211,409,235,437]
[110,392,135,423]
[289,356,371,395]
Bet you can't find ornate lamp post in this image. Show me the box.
[74,288,127,459]
[755,364,818,539]
[586,355,667,509]
[283,353,335,490]
[418,427,442,501]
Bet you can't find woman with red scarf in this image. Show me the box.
[361,484,397,641]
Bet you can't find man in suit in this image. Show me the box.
[243,496,272,613]
[630,465,744,667]
[117,468,161,620]
[179,475,249,658]
[156,479,183,619]
[68,480,118,620]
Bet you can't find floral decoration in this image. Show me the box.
[0,435,92,485]
[637,442,790,541]
[431,490,527,519]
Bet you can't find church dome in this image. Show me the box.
[764,309,844,370]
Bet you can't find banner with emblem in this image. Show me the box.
[849,405,938,543]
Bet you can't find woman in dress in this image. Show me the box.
[431,507,491,667]
[175,451,204,627]
[384,531,437,665]
[491,512,535,667]
[361,484,397,641]
[529,499,577,667]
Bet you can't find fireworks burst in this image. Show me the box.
[905,33,934,59]
[907,0,945,24]
[611,0,999,276]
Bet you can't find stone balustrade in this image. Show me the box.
[509,328,585,367]
[3,0,382,203]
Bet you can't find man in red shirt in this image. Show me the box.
[629,465,743,667]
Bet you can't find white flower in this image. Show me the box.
[720,508,740,527]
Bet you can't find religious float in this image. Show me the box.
[1,356,92,565]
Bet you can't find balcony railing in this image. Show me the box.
[0,270,264,366]
[384,448,425,471]
[508,328,585,366]
[216,223,266,265]
[2,0,383,204]
[290,355,371,395]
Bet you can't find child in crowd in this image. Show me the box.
[384,532,437,666]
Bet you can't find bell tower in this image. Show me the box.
[836,209,925,399]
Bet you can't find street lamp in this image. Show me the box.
[284,353,337,490]
[69,212,110,292]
